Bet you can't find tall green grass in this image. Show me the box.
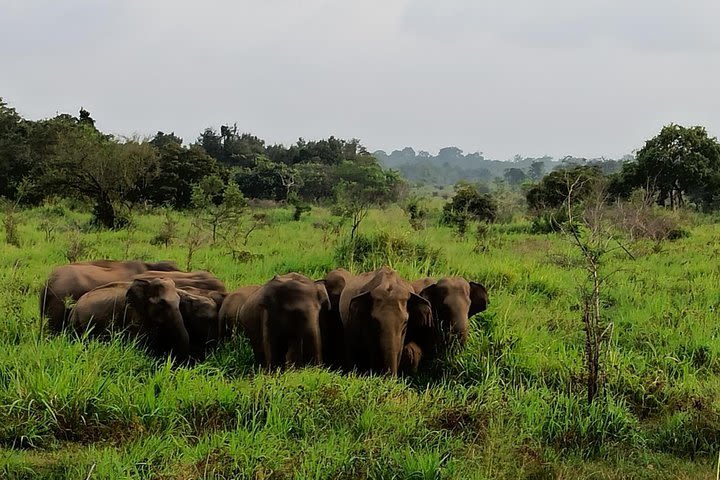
[0,204,719,478]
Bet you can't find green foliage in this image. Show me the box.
[615,124,720,209]
[441,182,498,233]
[503,167,527,186]
[403,196,429,230]
[2,208,21,247]
[334,231,444,272]
[333,163,404,238]
[150,208,178,247]
[1,205,720,478]
[288,192,311,221]
[146,134,219,208]
[191,177,247,243]
[525,165,604,212]
[0,98,33,201]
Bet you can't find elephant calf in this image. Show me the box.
[236,273,330,369]
[177,286,227,359]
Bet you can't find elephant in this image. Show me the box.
[318,268,352,369]
[236,273,330,369]
[176,287,227,359]
[68,277,190,359]
[40,259,181,333]
[217,285,261,340]
[401,277,489,373]
[133,270,226,293]
[339,266,432,376]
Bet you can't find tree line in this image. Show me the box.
[2,96,719,231]
[374,147,631,187]
[0,98,403,228]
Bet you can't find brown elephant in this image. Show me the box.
[401,276,489,373]
[133,270,226,293]
[319,268,352,369]
[177,287,226,359]
[40,260,180,333]
[68,277,190,359]
[217,285,261,340]
[237,273,329,369]
[339,267,432,376]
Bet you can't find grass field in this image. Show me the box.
[1,203,719,479]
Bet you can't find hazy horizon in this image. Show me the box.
[3,0,719,161]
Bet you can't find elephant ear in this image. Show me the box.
[314,280,331,311]
[408,293,433,328]
[349,291,372,320]
[209,291,227,313]
[469,281,489,317]
[126,279,151,309]
[419,283,440,305]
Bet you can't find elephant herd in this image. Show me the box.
[39,260,489,376]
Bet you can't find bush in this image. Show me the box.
[441,182,497,226]
[526,165,604,211]
[608,190,691,242]
[334,232,444,272]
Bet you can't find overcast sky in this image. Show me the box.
[2,0,719,160]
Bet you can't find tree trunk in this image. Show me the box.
[93,195,116,229]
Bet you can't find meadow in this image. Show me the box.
[1,202,719,479]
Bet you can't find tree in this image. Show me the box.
[43,127,159,228]
[191,176,247,243]
[333,162,404,239]
[528,161,545,181]
[526,165,604,211]
[503,167,527,186]
[146,135,219,208]
[0,98,32,200]
[441,182,498,228]
[618,124,720,209]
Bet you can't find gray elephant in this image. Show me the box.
[236,273,330,369]
[340,267,432,376]
[177,287,227,359]
[401,277,489,373]
[217,285,262,340]
[319,268,352,369]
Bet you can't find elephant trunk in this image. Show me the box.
[305,319,323,365]
[380,329,404,376]
[169,309,191,361]
[449,314,469,347]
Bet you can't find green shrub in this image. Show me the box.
[334,231,444,272]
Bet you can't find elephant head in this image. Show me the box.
[418,277,488,347]
[349,283,432,375]
[126,277,190,359]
